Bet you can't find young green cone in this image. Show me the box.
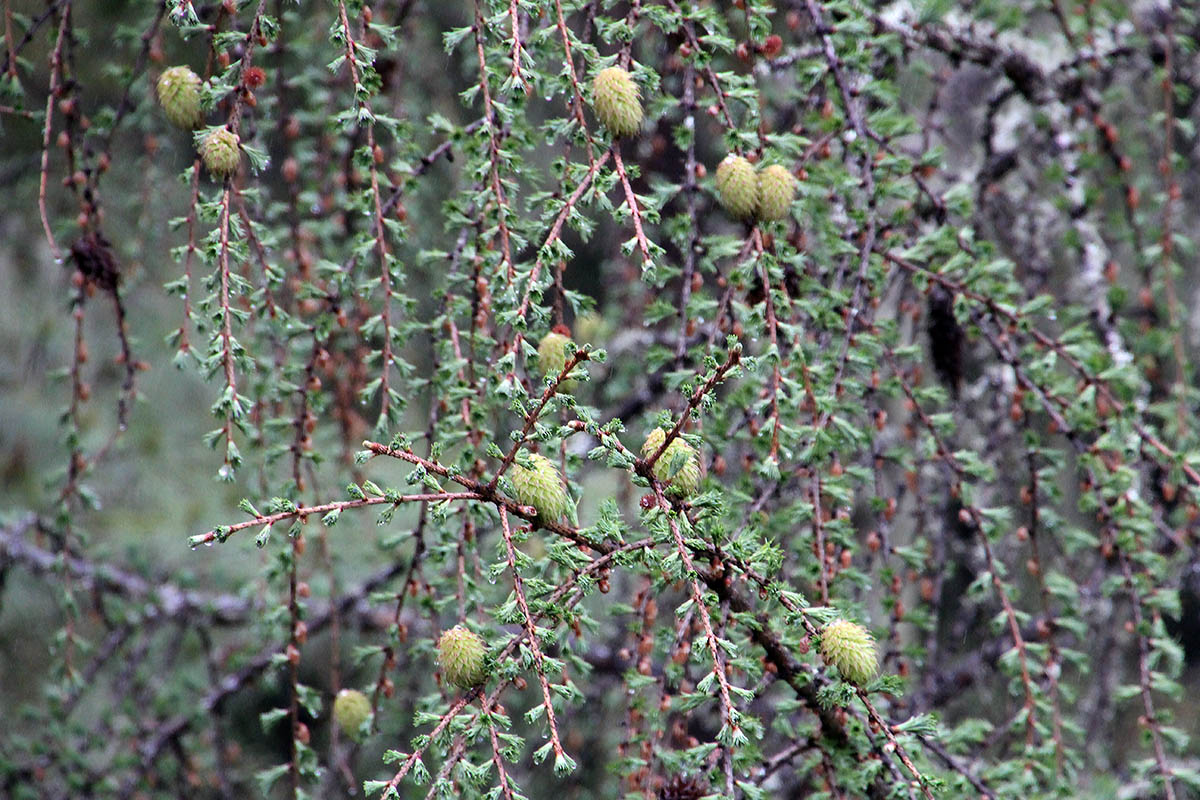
[756,164,796,221]
[591,66,643,138]
[641,428,701,499]
[819,619,878,686]
[156,66,202,129]
[332,689,371,739]
[715,155,758,220]
[200,128,241,178]
[641,427,667,460]
[509,453,571,522]
[437,625,489,689]
[537,330,578,392]
[574,311,607,345]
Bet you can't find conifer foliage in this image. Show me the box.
[2,1,1200,799]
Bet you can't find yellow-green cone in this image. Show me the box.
[640,427,667,461]
[715,155,758,220]
[200,128,241,178]
[641,428,701,499]
[437,625,489,689]
[819,619,878,686]
[332,689,371,739]
[509,453,570,522]
[156,66,202,129]
[591,66,643,138]
[574,311,607,345]
[537,331,577,392]
[756,164,796,221]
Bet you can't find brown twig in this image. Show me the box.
[610,144,653,265]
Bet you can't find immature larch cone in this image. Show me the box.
[756,164,796,221]
[591,66,643,137]
[156,66,202,129]
[332,689,371,739]
[200,128,241,178]
[509,453,571,522]
[820,619,878,686]
[437,625,489,689]
[715,155,758,220]
[641,427,667,461]
[537,330,577,392]
[641,428,701,499]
